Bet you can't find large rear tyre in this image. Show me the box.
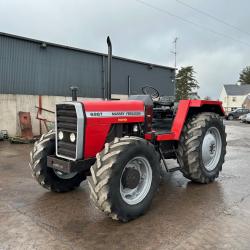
[29,130,86,192]
[87,136,160,222]
[177,112,226,184]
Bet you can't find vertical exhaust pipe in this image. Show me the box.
[107,36,112,100]
[70,86,78,101]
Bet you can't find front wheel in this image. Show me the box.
[87,136,160,222]
[29,130,86,192]
[177,112,227,184]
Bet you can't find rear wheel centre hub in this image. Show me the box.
[121,168,140,189]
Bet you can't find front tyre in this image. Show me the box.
[29,130,86,192]
[87,137,160,222]
[177,112,227,184]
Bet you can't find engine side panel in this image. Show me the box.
[82,100,145,158]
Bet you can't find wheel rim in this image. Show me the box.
[53,169,77,179]
[229,116,233,120]
[120,156,152,205]
[202,127,222,171]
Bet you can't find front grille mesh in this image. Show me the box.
[56,104,77,159]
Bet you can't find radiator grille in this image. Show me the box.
[56,104,77,159]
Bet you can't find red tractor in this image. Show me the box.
[29,38,226,222]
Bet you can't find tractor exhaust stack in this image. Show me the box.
[107,36,112,100]
[70,86,79,101]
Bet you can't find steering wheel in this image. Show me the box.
[142,86,160,99]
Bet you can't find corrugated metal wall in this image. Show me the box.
[0,33,175,98]
[112,58,175,96]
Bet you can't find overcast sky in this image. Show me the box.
[0,0,249,98]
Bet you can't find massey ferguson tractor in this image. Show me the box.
[29,37,227,222]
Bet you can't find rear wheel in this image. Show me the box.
[177,112,226,183]
[29,130,86,192]
[87,136,160,222]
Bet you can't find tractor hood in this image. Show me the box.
[81,100,146,159]
[82,100,145,122]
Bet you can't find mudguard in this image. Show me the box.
[147,100,225,141]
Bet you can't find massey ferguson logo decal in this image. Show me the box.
[86,111,144,118]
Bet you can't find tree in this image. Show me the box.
[175,66,199,101]
[238,66,250,85]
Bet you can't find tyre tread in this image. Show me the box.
[177,112,226,183]
[29,131,86,192]
[88,136,159,222]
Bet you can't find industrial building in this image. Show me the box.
[0,32,175,137]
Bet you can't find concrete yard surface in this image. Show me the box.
[0,121,250,250]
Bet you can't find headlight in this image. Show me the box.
[70,133,76,143]
[58,131,64,140]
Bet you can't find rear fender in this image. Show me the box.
[155,100,225,141]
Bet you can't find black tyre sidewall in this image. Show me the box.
[198,118,226,178]
[31,132,86,192]
[108,142,160,220]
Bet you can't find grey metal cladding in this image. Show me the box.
[0,35,103,97]
[111,58,175,96]
[0,33,175,97]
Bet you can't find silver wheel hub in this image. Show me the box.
[53,169,77,179]
[120,156,152,205]
[202,127,222,171]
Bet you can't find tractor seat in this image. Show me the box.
[153,100,174,107]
